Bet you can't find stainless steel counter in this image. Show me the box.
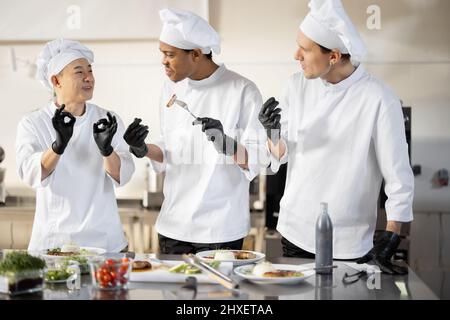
[0,255,438,300]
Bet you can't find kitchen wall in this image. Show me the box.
[1,0,449,209]
[0,0,449,296]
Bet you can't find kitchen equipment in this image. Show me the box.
[315,202,333,274]
[182,253,239,290]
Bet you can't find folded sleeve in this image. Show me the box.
[235,83,270,181]
[373,99,414,222]
[268,81,290,173]
[15,117,51,188]
[110,113,135,187]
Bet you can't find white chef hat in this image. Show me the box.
[36,38,94,91]
[159,8,221,55]
[299,0,367,64]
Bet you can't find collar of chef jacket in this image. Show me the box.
[187,63,227,88]
[319,63,366,93]
[49,101,90,127]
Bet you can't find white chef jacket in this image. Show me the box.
[270,65,414,259]
[16,102,135,252]
[150,64,269,243]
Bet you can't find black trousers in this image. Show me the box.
[158,234,244,254]
[281,237,361,261]
[281,237,316,258]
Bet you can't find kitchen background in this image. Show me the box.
[0,0,449,298]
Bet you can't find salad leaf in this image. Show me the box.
[0,252,46,274]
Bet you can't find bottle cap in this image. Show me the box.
[320,202,328,214]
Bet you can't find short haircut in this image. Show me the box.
[318,44,351,61]
[182,49,213,60]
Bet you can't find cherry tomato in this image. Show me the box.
[121,257,130,264]
[119,265,128,275]
[105,259,116,267]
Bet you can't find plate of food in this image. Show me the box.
[129,258,233,284]
[195,250,265,266]
[41,243,106,260]
[233,261,315,285]
[41,244,106,274]
[44,268,74,284]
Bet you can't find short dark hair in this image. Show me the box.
[318,44,351,61]
[182,49,213,60]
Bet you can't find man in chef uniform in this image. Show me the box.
[16,39,135,252]
[123,9,269,254]
[259,0,414,274]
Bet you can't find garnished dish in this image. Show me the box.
[234,261,314,285]
[131,260,152,272]
[168,261,221,275]
[44,244,105,257]
[41,243,105,274]
[196,250,265,266]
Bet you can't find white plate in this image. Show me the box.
[196,250,265,266]
[234,264,315,285]
[41,247,106,260]
[45,278,69,284]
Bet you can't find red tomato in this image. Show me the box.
[101,273,111,283]
[119,265,128,275]
[109,271,117,281]
[121,257,130,264]
[106,259,116,266]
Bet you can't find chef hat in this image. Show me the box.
[159,8,221,55]
[300,0,367,63]
[36,38,94,91]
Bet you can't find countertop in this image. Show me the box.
[0,254,438,300]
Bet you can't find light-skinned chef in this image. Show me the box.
[259,0,414,274]
[16,39,135,252]
[123,9,269,254]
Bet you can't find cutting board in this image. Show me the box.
[129,259,233,284]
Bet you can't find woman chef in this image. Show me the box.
[123,9,269,254]
[16,39,135,252]
[259,0,414,274]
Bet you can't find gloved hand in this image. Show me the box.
[258,97,281,145]
[356,231,408,275]
[193,117,237,156]
[124,118,149,158]
[51,104,76,155]
[93,112,117,157]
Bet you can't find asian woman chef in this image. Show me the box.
[16,39,135,252]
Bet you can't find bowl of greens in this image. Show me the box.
[0,251,46,295]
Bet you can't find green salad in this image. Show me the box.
[0,252,46,275]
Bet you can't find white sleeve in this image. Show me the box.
[374,99,414,222]
[269,81,290,173]
[148,90,168,173]
[15,117,51,188]
[236,84,270,181]
[110,113,135,187]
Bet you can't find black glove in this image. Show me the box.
[356,231,408,275]
[124,118,149,158]
[259,97,281,145]
[193,117,237,156]
[51,104,76,155]
[93,112,117,157]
